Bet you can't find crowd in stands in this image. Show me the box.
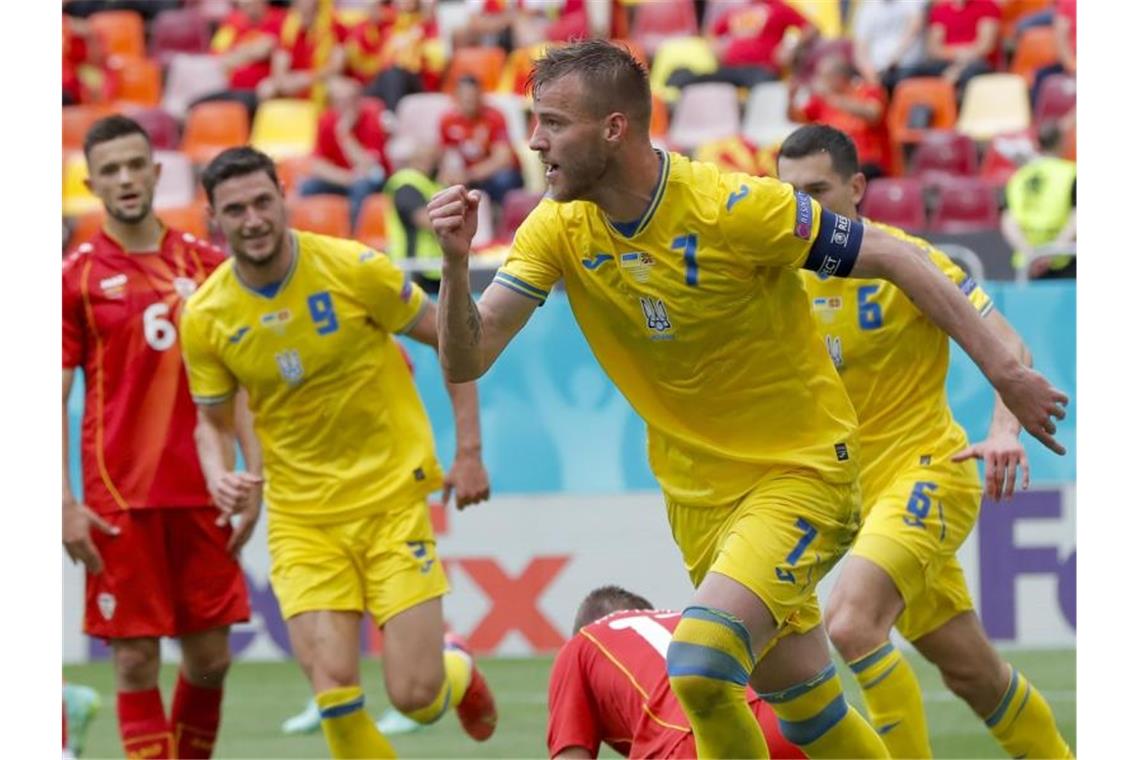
[62,0,1077,280]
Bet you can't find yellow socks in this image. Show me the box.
[985,668,1074,759]
[315,686,396,759]
[403,646,474,725]
[849,641,932,758]
[760,663,891,758]
[666,606,769,758]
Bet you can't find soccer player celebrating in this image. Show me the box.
[549,585,805,759]
[62,116,257,759]
[180,146,496,758]
[428,40,1067,758]
[778,124,1073,759]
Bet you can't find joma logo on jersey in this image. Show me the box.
[640,297,672,333]
[581,253,614,270]
[275,349,304,385]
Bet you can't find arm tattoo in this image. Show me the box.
[465,296,482,347]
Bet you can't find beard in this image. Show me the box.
[547,149,609,203]
[230,226,287,268]
[106,197,153,225]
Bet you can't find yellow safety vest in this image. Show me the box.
[382,169,443,280]
[1006,156,1076,270]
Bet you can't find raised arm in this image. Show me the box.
[195,396,263,554]
[847,224,1068,453]
[427,184,540,382]
[403,302,492,509]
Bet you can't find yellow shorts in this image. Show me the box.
[852,465,981,641]
[666,469,861,658]
[267,498,449,625]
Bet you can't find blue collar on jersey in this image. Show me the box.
[606,150,669,239]
[234,232,299,299]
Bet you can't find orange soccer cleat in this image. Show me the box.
[445,633,498,742]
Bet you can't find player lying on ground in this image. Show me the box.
[429,40,1067,759]
[63,115,258,759]
[779,123,1073,759]
[548,585,805,759]
[180,146,496,759]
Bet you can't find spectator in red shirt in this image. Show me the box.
[196,0,286,118]
[790,53,891,179]
[299,76,392,230]
[670,0,817,91]
[357,0,442,111]
[897,0,1001,98]
[438,75,524,204]
[258,0,348,102]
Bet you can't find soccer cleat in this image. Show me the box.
[63,683,100,758]
[376,707,426,735]
[281,698,322,735]
[445,633,498,742]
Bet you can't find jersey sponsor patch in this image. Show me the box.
[99,273,128,299]
[260,309,293,332]
[794,191,813,240]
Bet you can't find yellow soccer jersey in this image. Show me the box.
[180,230,444,522]
[801,221,993,501]
[497,151,862,506]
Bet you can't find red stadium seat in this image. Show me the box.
[443,47,507,94]
[909,131,978,186]
[63,104,114,155]
[289,196,352,238]
[1010,26,1059,83]
[979,129,1038,189]
[113,58,163,107]
[860,178,927,232]
[182,101,251,164]
[632,0,699,57]
[150,8,212,67]
[498,189,544,241]
[124,106,182,151]
[928,177,1000,233]
[88,10,146,61]
[1035,74,1076,124]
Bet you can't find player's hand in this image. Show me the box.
[226,496,262,556]
[427,185,481,262]
[63,499,119,575]
[209,471,264,524]
[995,365,1068,455]
[442,450,491,511]
[953,432,1031,501]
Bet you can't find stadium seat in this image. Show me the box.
[650,94,669,139]
[153,151,197,209]
[186,0,234,23]
[124,107,182,151]
[288,195,352,237]
[979,129,1038,189]
[668,83,740,153]
[354,193,390,251]
[182,101,251,164]
[68,210,106,248]
[631,0,699,57]
[1010,26,1060,83]
[251,99,319,159]
[443,47,507,94]
[742,82,798,148]
[63,154,102,217]
[158,203,210,240]
[275,155,313,197]
[702,0,752,36]
[612,39,649,68]
[648,36,718,104]
[88,9,146,61]
[957,74,1032,141]
[1035,74,1076,124]
[497,42,556,95]
[499,189,544,241]
[1000,0,1053,41]
[386,93,454,165]
[909,130,978,186]
[789,0,843,38]
[859,178,926,232]
[161,54,229,120]
[113,58,163,107]
[887,78,957,165]
[1062,121,1076,162]
[63,104,113,155]
[928,176,1000,233]
[150,8,212,67]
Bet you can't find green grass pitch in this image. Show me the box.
[64,648,1074,758]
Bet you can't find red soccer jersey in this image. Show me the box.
[62,228,226,516]
[547,609,805,759]
[439,105,515,169]
[929,0,1002,69]
[212,7,286,90]
[314,105,392,174]
[801,81,891,170]
[713,0,810,70]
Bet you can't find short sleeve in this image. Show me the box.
[180,303,238,405]
[493,200,564,305]
[62,255,86,369]
[927,244,994,317]
[352,245,428,334]
[547,637,602,758]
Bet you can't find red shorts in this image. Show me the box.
[84,508,250,639]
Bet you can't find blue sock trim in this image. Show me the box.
[319,695,366,720]
[679,605,755,665]
[861,660,900,690]
[848,641,895,674]
[665,641,751,686]
[757,663,838,704]
[777,694,850,746]
[985,669,1021,728]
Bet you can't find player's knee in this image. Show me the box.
[386,670,446,715]
[112,641,161,690]
[182,649,232,688]
[666,641,738,718]
[825,603,885,662]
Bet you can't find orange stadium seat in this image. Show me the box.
[157,204,210,240]
[928,176,1000,233]
[354,193,390,251]
[443,47,507,94]
[611,39,649,69]
[113,58,163,107]
[88,10,146,61]
[63,104,113,154]
[497,43,557,95]
[1035,74,1076,124]
[631,0,699,57]
[68,210,106,248]
[275,155,313,197]
[860,178,927,232]
[183,101,251,164]
[887,78,958,148]
[650,94,669,139]
[289,196,351,237]
[1010,26,1059,83]
[1000,0,1053,41]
